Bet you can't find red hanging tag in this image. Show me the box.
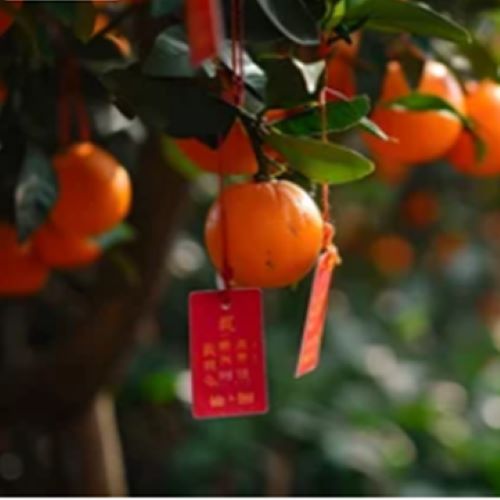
[295,224,341,378]
[189,288,269,419]
[186,0,224,67]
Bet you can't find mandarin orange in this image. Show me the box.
[205,180,323,288]
[448,80,500,176]
[0,223,48,295]
[363,60,465,165]
[51,142,132,236]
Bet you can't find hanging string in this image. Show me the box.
[57,56,91,147]
[230,0,244,107]
[68,57,91,143]
[218,0,245,304]
[320,57,333,241]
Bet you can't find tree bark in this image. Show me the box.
[0,134,188,427]
[58,392,128,496]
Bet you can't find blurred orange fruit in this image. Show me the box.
[364,60,465,165]
[403,191,440,228]
[447,80,500,176]
[33,223,101,269]
[175,121,257,175]
[0,223,48,295]
[370,234,414,277]
[325,32,361,99]
[51,142,132,236]
[205,180,323,288]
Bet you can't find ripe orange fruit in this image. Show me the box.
[33,223,101,269]
[325,32,361,99]
[447,80,500,176]
[205,180,323,288]
[51,142,132,236]
[0,0,22,36]
[370,234,414,278]
[363,60,465,165]
[0,223,48,295]
[175,120,257,175]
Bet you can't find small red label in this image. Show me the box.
[189,288,268,419]
[186,0,223,66]
[295,246,340,378]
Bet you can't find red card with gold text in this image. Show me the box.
[295,248,337,378]
[189,288,268,419]
[186,0,223,66]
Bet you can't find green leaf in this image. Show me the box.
[258,57,311,108]
[102,68,238,139]
[15,145,58,242]
[218,42,267,100]
[143,26,198,78]
[255,0,320,45]
[386,92,471,127]
[387,92,486,162]
[139,370,177,404]
[275,95,370,136]
[80,36,132,73]
[161,135,202,180]
[323,0,347,30]
[459,39,499,81]
[94,223,136,251]
[150,0,183,17]
[265,132,374,184]
[359,116,390,141]
[344,0,471,45]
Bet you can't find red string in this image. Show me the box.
[230,0,244,106]
[69,58,91,143]
[57,57,91,147]
[319,81,331,226]
[218,150,233,303]
[217,0,245,302]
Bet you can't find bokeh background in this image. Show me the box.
[117,157,500,496]
[1,0,500,496]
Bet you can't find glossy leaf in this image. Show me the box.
[94,223,136,250]
[275,95,370,136]
[265,131,374,184]
[255,0,320,45]
[102,68,237,139]
[386,92,471,126]
[15,145,58,242]
[143,26,199,78]
[150,0,184,17]
[343,0,471,45]
[459,38,499,81]
[387,92,486,161]
[323,0,347,30]
[258,58,311,108]
[359,116,390,141]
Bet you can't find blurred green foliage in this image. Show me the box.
[115,1,500,494]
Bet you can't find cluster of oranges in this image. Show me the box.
[0,143,132,296]
[363,59,500,177]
